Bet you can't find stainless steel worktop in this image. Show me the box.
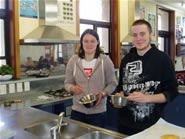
[1,85,184,110]
[0,107,127,139]
[0,90,72,109]
[178,85,185,94]
[0,107,57,139]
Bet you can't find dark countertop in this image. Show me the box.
[0,107,127,139]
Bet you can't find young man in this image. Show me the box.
[115,19,178,135]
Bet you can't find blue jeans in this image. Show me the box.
[71,110,107,128]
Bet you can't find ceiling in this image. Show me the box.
[154,0,185,12]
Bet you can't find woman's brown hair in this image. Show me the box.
[78,29,103,58]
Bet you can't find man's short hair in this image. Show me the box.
[132,19,152,33]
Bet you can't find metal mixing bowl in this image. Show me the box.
[110,95,127,107]
[79,94,97,108]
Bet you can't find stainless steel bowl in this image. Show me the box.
[110,95,127,107]
[79,94,97,108]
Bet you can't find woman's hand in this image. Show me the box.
[70,85,83,95]
[95,92,104,107]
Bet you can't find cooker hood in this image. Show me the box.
[121,0,140,45]
[20,0,80,45]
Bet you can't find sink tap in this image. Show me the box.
[50,126,60,139]
[57,112,64,133]
[50,112,68,139]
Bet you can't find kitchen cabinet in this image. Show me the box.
[54,100,72,116]
[162,94,185,128]
[105,93,185,132]
[33,104,55,113]
[33,99,72,117]
[105,96,119,131]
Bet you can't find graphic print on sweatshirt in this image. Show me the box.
[84,68,93,78]
[122,60,160,121]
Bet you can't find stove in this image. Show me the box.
[44,88,72,98]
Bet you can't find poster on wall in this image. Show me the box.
[20,0,38,18]
[139,6,145,19]
[176,16,181,25]
[148,13,155,36]
[176,16,185,42]
[182,17,185,37]
[182,17,185,26]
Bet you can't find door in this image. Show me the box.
[158,9,170,55]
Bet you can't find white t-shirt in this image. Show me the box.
[82,59,97,78]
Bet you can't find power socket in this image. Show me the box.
[16,82,23,92]
[9,84,16,94]
[24,82,30,91]
[0,85,7,95]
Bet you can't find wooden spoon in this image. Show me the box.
[73,78,91,102]
[140,88,149,94]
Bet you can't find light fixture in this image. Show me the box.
[181,2,184,6]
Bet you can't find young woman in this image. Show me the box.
[64,29,117,128]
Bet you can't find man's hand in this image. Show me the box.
[128,91,167,104]
[127,91,148,103]
[115,91,124,96]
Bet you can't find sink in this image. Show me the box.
[25,120,93,139]
[76,131,123,139]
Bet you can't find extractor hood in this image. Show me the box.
[121,0,140,45]
[20,0,80,45]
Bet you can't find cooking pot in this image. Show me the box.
[110,95,128,107]
[110,88,149,107]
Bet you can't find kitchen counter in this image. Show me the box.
[123,118,185,139]
[0,90,72,109]
[1,84,184,109]
[178,85,185,94]
[1,85,184,109]
[0,107,127,139]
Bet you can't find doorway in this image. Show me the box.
[158,9,170,54]
[158,8,175,63]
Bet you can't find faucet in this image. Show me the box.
[50,112,68,139]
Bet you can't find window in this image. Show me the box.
[0,20,5,57]
[158,9,169,31]
[0,0,5,9]
[80,24,93,36]
[80,0,110,22]
[0,0,8,66]
[79,0,111,55]
[97,27,109,53]
[158,9,170,55]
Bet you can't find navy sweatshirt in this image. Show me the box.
[116,44,178,132]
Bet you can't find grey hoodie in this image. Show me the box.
[64,54,117,114]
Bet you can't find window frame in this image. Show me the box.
[158,8,171,56]
[79,0,112,56]
[0,0,10,65]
